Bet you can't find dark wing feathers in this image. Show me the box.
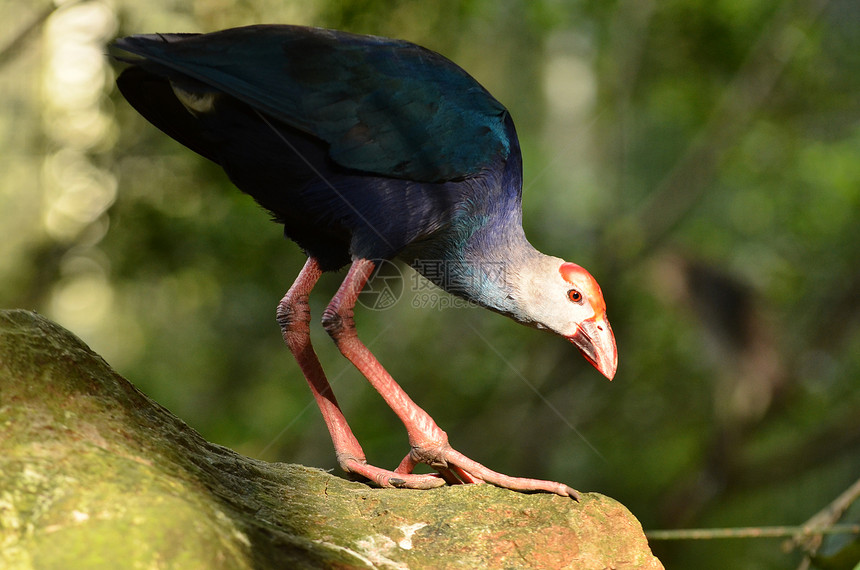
[115,66,221,164]
[113,25,510,183]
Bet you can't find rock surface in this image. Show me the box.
[0,309,662,569]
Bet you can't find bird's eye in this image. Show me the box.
[568,289,583,303]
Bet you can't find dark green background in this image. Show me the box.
[2,0,858,567]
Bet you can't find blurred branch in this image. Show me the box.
[0,1,79,71]
[648,524,860,541]
[650,479,860,544]
[789,477,860,562]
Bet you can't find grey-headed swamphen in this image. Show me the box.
[113,24,617,498]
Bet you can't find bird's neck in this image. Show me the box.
[463,225,550,320]
[411,213,548,321]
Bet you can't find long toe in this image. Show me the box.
[343,458,447,490]
[435,446,581,500]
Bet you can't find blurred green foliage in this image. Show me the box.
[1,0,858,567]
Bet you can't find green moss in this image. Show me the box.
[0,310,660,569]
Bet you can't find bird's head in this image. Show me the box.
[513,257,617,380]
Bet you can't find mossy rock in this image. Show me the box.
[0,309,662,569]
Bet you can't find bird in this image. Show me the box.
[113,24,617,499]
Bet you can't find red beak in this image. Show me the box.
[569,313,617,380]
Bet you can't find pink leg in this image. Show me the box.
[277,258,443,489]
[322,259,580,499]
